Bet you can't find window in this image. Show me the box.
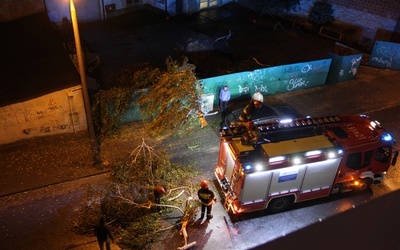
[200,0,218,9]
[346,152,362,169]
[364,150,373,167]
[127,0,142,4]
[375,146,390,163]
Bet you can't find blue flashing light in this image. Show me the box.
[382,133,393,142]
[244,164,252,170]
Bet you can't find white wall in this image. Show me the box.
[0,86,88,145]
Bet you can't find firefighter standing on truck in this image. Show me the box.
[198,180,216,220]
[242,121,261,145]
[238,91,264,123]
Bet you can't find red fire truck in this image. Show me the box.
[215,114,398,214]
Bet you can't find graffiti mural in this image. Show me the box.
[201,59,332,103]
[0,87,86,145]
[369,41,400,70]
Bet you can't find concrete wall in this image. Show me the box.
[197,59,332,104]
[0,86,88,145]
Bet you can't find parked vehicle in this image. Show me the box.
[215,114,398,214]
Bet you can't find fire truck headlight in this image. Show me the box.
[328,151,336,158]
[255,164,263,171]
[293,157,301,165]
[382,133,393,142]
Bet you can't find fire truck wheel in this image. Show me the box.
[268,196,293,213]
[354,178,372,192]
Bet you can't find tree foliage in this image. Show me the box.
[249,0,300,17]
[73,139,200,249]
[91,57,202,138]
[308,0,335,26]
[136,57,202,137]
[91,86,135,137]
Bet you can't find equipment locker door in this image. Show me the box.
[241,171,272,204]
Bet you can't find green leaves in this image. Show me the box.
[92,56,202,138]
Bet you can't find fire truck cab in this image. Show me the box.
[215,114,397,214]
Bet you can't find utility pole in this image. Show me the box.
[70,0,100,164]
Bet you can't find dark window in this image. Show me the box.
[375,146,390,163]
[127,0,142,4]
[364,150,373,167]
[346,152,362,169]
[330,127,348,138]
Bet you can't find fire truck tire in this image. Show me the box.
[268,196,293,213]
[354,178,372,192]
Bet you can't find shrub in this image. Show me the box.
[309,1,335,26]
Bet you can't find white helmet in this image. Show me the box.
[252,92,263,102]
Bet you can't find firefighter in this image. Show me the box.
[233,91,264,127]
[242,121,261,145]
[197,180,217,220]
[154,185,167,214]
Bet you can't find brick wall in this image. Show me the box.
[0,0,44,22]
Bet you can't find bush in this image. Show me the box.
[309,1,335,26]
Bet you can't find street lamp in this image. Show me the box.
[69,0,100,164]
[69,0,96,140]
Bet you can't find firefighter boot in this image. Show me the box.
[200,213,204,219]
[206,214,213,220]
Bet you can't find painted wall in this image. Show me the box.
[200,59,332,104]
[369,41,400,70]
[0,86,88,145]
[326,53,363,84]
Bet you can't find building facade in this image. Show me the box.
[1,0,398,41]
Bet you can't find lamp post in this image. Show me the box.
[70,0,100,164]
[69,0,96,140]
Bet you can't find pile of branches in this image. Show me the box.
[72,139,200,249]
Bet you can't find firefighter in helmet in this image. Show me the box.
[154,185,167,213]
[198,180,217,220]
[242,121,261,145]
[237,91,264,123]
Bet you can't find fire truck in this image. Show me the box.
[215,113,398,214]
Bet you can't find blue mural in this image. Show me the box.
[326,53,363,84]
[369,41,400,70]
[200,59,332,103]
